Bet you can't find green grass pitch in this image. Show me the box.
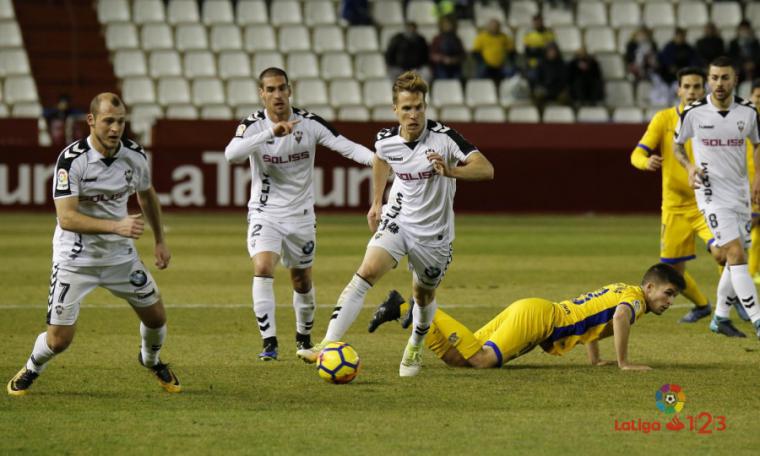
[1,213,758,455]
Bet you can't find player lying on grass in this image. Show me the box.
[368,263,684,370]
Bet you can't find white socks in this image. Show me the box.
[715,266,735,319]
[253,276,276,339]
[409,298,437,346]
[140,322,166,367]
[293,288,316,335]
[324,274,372,342]
[26,332,55,373]
[728,264,760,323]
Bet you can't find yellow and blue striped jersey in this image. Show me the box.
[541,283,646,355]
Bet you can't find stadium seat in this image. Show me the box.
[271,0,302,26]
[465,79,498,107]
[141,23,174,51]
[287,51,320,79]
[132,0,165,24]
[105,23,138,50]
[235,104,261,119]
[320,52,353,80]
[167,0,200,25]
[295,79,328,106]
[347,26,379,53]
[354,52,387,81]
[121,76,156,105]
[312,25,345,53]
[584,27,616,54]
[227,78,259,107]
[652,26,675,50]
[372,1,405,26]
[218,51,251,80]
[210,24,242,52]
[737,80,751,99]
[363,78,392,108]
[473,106,506,122]
[4,75,37,104]
[0,0,14,20]
[329,79,362,107]
[237,0,268,25]
[543,5,573,27]
[609,2,641,28]
[129,103,163,137]
[304,0,337,26]
[458,22,478,52]
[616,26,637,54]
[596,53,625,80]
[643,2,675,28]
[97,0,130,23]
[165,103,198,119]
[417,25,438,44]
[303,105,335,121]
[278,25,311,53]
[113,49,147,78]
[0,21,23,47]
[676,2,708,28]
[149,50,182,78]
[406,0,437,26]
[431,80,464,107]
[440,106,472,122]
[380,25,404,51]
[192,78,225,105]
[244,25,277,52]
[635,80,653,108]
[252,51,285,75]
[508,105,540,123]
[0,102,8,118]
[175,24,208,52]
[576,106,609,122]
[338,105,370,121]
[554,26,582,54]
[747,3,760,28]
[371,106,397,121]
[202,0,233,24]
[474,1,507,28]
[612,107,644,123]
[576,2,607,28]
[605,81,635,108]
[507,1,539,29]
[1,49,31,76]
[201,104,233,119]
[711,2,742,29]
[157,77,191,106]
[183,51,216,79]
[11,102,42,118]
[542,105,575,123]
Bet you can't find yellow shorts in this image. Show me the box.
[474,298,555,366]
[660,208,714,264]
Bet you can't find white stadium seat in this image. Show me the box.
[737,80,751,99]
[121,76,156,105]
[643,2,675,28]
[676,2,708,28]
[584,27,616,54]
[338,106,370,122]
[278,25,311,53]
[372,106,397,121]
[380,25,404,52]
[252,51,285,75]
[554,26,582,54]
[610,2,641,28]
[303,105,335,121]
[141,23,174,51]
[458,22,478,52]
[1,49,31,76]
[465,79,498,106]
[157,77,191,106]
[202,0,233,24]
[12,101,42,118]
[354,52,387,81]
[295,79,328,106]
[652,26,675,50]
[201,105,233,120]
[635,80,654,108]
[235,105,262,119]
[175,24,208,52]
[113,50,147,78]
[287,51,320,80]
[474,1,507,28]
[320,52,353,80]
[237,0,268,25]
[605,81,635,108]
[0,0,15,20]
[711,2,742,29]
[149,50,182,78]
[129,103,163,137]
[507,1,539,29]
[330,79,362,107]
[542,105,575,123]
[544,5,573,27]
[406,0,437,26]
[304,0,336,26]
[431,80,464,108]
[218,51,251,80]
[0,21,23,47]
[440,106,472,122]
[508,105,540,123]
[576,2,607,28]
[165,103,198,119]
[372,1,405,26]
[4,75,37,104]
[210,24,242,52]
[577,106,609,122]
[183,50,216,79]
[271,0,302,26]
[612,107,644,123]
[312,25,345,53]
[347,26,379,53]
[105,23,138,50]
[473,106,506,122]
[597,53,625,80]
[747,3,760,29]
[244,25,277,52]
[0,102,9,118]
[133,0,165,24]
[167,0,200,25]
[97,0,129,23]
[616,26,637,54]
[363,78,392,108]
[192,78,225,105]
[226,78,259,107]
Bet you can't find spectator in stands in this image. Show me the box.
[523,14,556,80]
[659,28,699,84]
[472,18,516,85]
[696,23,725,66]
[386,21,430,80]
[567,47,604,107]
[432,0,475,21]
[43,94,84,147]
[532,43,568,107]
[728,20,760,82]
[625,26,659,81]
[429,15,466,80]
[341,0,373,25]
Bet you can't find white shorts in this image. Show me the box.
[367,219,453,289]
[701,207,752,248]
[47,258,160,326]
[247,215,316,269]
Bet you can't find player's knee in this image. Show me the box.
[290,270,312,293]
[468,350,498,369]
[48,334,73,353]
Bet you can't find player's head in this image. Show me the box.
[87,92,126,154]
[640,263,685,315]
[708,56,738,103]
[392,71,428,140]
[750,78,760,107]
[258,67,291,118]
[676,67,706,105]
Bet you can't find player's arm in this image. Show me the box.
[753,142,760,205]
[612,304,651,371]
[224,120,300,163]
[429,151,494,181]
[317,128,374,166]
[54,196,144,238]
[586,340,615,366]
[630,113,663,171]
[674,112,702,188]
[137,186,170,269]
[368,154,391,232]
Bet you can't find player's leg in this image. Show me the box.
[748,216,760,284]
[248,217,285,360]
[426,307,491,367]
[282,219,317,353]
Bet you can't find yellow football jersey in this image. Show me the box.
[541,283,647,356]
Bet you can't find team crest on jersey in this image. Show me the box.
[55,305,63,315]
[424,266,441,278]
[236,124,247,137]
[56,169,69,191]
[302,241,315,255]
[294,130,303,143]
[129,270,148,287]
[737,120,745,133]
[124,169,133,184]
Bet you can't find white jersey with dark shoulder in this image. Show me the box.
[224,107,373,219]
[52,137,151,267]
[375,119,478,243]
[675,95,760,211]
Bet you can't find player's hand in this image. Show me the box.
[427,152,451,177]
[272,119,300,137]
[686,164,703,189]
[646,155,663,171]
[752,175,760,206]
[620,363,652,371]
[367,204,382,232]
[154,241,171,269]
[592,359,616,367]
[114,214,144,239]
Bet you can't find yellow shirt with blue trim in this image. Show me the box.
[541,283,646,355]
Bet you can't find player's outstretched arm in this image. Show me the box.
[368,154,391,232]
[137,187,171,269]
[54,196,144,239]
[613,304,651,371]
[429,151,494,181]
[319,131,374,166]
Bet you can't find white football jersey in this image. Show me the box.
[676,95,760,211]
[52,137,151,267]
[375,120,477,243]
[225,107,373,219]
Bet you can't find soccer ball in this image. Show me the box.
[317,342,360,384]
[664,393,677,406]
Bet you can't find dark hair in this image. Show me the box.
[258,67,289,88]
[751,78,760,92]
[641,263,686,292]
[677,66,706,86]
[89,92,124,117]
[709,56,736,70]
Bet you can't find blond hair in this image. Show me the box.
[392,71,428,104]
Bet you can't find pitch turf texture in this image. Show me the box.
[1,213,758,455]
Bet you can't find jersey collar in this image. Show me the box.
[86,136,123,163]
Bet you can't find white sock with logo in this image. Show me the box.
[25,332,55,374]
[324,274,372,342]
[409,299,437,346]
[253,276,277,339]
[728,264,760,322]
[140,322,166,367]
[293,288,316,335]
[715,266,735,319]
